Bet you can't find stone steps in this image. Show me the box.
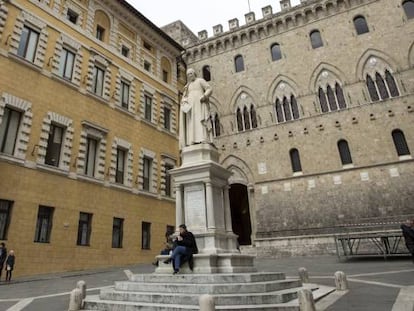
[99,286,303,305]
[114,279,302,294]
[83,295,300,311]
[83,272,335,310]
[131,272,286,283]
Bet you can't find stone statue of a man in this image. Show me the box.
[179,68,213,149]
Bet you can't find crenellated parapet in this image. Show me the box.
[185,0,376,62]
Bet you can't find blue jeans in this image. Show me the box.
[171,246,190,271]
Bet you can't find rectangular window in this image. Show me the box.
[85,137,98,177]
[34,206,54,243]
[77,212,92,246]
[162,70,168,83]
[96,25,105,41]
[116,148,125,184]
[58,48,75,80]
[0,200,12,240]
[144,61,151,72]
[143,41,152,51]
[121,46,129,58]
[17,25,39,62]
[92,66,104,96]
[165,164,173,197]
[121,81,130,109]
[141,221,151,250]
[163,106,171,131]
[144,95,152,121]
[45,124,64,167]
[0,107,22,155]
[112,217,124,248]
[66,9,78,24]
[143,157,152,191]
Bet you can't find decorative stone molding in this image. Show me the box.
[110,137,133,187]
[114,70,137,113]
[86,53,112,100]
[9,11,49,68]
[160,156,176,197]
[0,1,9,42]
[37,112,74,171]
[0,93,33,160]
[61,0,84,27]
[159,95,177,134]
[140,84,157,124]
[138,148,158,193]
[76,122,108,180]
[52,34,83,86]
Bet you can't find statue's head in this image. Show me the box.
[186,68,196,82]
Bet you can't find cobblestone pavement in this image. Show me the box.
[0,256,412,311]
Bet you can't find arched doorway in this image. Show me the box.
[229,183,252,245]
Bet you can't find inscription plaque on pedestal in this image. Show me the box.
[184,184,206,229]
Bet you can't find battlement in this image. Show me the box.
[184,0,375,61]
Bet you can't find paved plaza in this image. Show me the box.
[0,256,412,311]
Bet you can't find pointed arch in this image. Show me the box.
[221,155,254,185]
[230,86,258,112]
[267,74,299,104]
[408,41,414,67]
[309,62,347,92]
[356,49,399,80]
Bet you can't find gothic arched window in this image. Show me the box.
[212,113,220,137]
[271,43,282,61]
[385,70,399,97]
[327,85,337,111]
[202,65,211,81]
[283,97,292,121]
[236,108,243,132]
[250,105,257,128]
[290,148,302,173]
[338,140,353,165]
[310,30,323,49]
[291,95,299,119]
[392,129,410,156]
[275,99,284,123]
[235,55,245,72]
[243,106,250,130]
[403,0,414,19]
[336,83,347,109]
[318,87,329,113]
[353,16,369,35]
[376,72,389,100]
[366,75,379,102]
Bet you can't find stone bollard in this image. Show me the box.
[76,280,87,299]
[334,271,348,291]
[68,288,83,311]
[199,294,215,311]
[298,267,309,283]
[298,289,316,311]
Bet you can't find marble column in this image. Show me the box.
[223,185,233,233]
[175,185,184,226]
[205,181,215,229]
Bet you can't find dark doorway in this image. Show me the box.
[229,183,252,245]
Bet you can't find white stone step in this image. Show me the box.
[114,279,302,294]
[131,272,286,283]
[99,286,304,305]
[84,295,301,311]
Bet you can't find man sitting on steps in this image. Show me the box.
[164,224,198,274]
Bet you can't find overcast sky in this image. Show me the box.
[128,0,301,36]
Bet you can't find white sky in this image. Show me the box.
[128,0,301,36]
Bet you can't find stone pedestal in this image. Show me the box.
[155,143,255,273]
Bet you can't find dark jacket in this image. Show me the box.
[401,224,414,254]
[5,255,15,271]
[176,231,198,254]
[0,247,7,264]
